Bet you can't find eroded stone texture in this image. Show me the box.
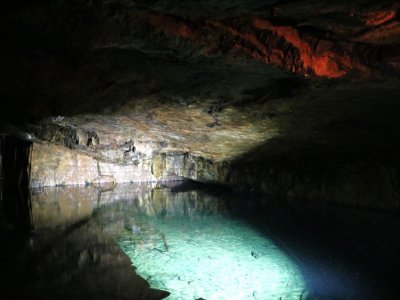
[152,153,229,183]
[25,78,400,211]
[29,99,276,187]
[2,1,400,211]
[228,160,400,211]
[30,143,100,187]
[29,142,230,187]
[30,142,180,186]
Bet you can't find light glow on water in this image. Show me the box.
[117,194,307,300]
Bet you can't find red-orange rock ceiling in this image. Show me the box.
[145,3,400,78]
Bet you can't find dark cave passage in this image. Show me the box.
[0,135,32,229]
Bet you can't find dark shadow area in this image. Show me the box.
[227,79,400,211]
[0,0,292,124]
[0,135,32,230]
[229,193,400,300]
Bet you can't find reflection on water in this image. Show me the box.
[30,182,307,299]
[31,186,98,229]
[30,182,163,229]
[26,182,400,300]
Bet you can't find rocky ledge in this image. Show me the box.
[1,0,400,212]
[10,77,397,212]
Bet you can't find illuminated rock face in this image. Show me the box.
[30,143,99,187]
[29,142,229,186]
[29,99,276,187]
[2,0,400,211]
[30,143,156,186]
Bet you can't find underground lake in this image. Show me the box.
[0,181,399,299]
[2,1,400,299]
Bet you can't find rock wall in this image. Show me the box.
[227,160,400,211]
[29,141,230,187]
[29,143,185,187]
[29,142,400,211]
[145,152,399,212]
[151,152,229,183]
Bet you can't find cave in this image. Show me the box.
[1,0,400,299]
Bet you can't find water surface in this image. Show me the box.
[1,182,399,299]
[117,189,306,299]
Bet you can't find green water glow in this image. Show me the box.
[117,194,307,300]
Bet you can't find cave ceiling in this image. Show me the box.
[1,0,400,167]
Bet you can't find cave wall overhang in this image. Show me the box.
[1,0,400,212]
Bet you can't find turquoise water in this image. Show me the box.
[117,190,307,300]
[3,183,398,299]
